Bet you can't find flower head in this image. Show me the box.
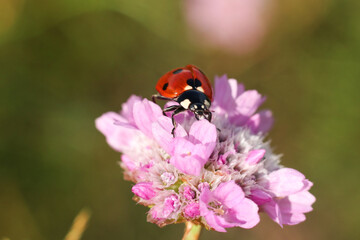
[96,74,315,231]
[183,0,272,54]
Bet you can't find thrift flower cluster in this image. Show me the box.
[96,75,315,231]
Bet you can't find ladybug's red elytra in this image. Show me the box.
[152,65,213,136]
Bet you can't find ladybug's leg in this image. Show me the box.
[206,111,212,122]
[151,94,174,104]
[163,104,180,116]
[170,107,186,137]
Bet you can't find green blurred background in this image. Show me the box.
[0,0,359,239]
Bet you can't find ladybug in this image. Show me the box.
[152,64,213,136]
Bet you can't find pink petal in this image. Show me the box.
[163,195,180,218]
[213,75,237,111]
[280,212,306,225]
[228,78,245,98]
[199,182,260,231]
[246,109,274,134]
[278,191,316,214]
[268,168,307,197]
[204,210,227,232]
[189,119,217,145]
[262,200,281,226]
[199,185,212,203]
[233,198,260,229]
[245,149,266,165]
[170,154,204,176]
[250,189,272,205]
[120,95,142,125]
[95,112,140,152]
[121,155,136,171]
[133,99,163,138]
[234,90,266,121]
[170,138,208,175]
[199,188,227,232]
[152,116,187,153]
[301,179,314,192]
[132,182,156,200]
[183,202,201,218]
[171,137,196,156]
[188,120,217,159]
[182,186,196,200]
[213,181,245,208]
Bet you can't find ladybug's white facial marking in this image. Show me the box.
[184,85,193,91]
[196,86,205,93]
[180,99,191,109]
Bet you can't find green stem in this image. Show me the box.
[182,222,202,240]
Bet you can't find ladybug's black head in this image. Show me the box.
[189,103,212,121]
[177,89,212,122]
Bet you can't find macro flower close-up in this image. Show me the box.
[96,72,315,235]
[2,0,359,239]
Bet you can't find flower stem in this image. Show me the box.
[182,221,202,240]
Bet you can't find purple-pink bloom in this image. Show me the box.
[148,192,181,224]
[245,110,274,134]
[163,194,181,218]
[95,72,315,231]
[169,120,217,176]
[261,168,316,226]
[184,202,201,219]
[182,185,196,200]
[212,75,273,133]
[132,182,156,200]
[199,181,260,232]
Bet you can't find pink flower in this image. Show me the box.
[199,181,260,232]
[213,75,273,133]
[184,0,271,54]
[261,168,316,226]
[170,120,217,176]
[95,72,315,231]
[181,185,196,200]
[132,182,156,200]
[148,192,181,224]
[184,202,201,219]
[152,115,217,176]
[163,194,181,218]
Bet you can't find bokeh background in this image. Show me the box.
[1,0,359,239]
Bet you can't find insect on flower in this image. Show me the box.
[96,72,316,233]
[152,65,213,136]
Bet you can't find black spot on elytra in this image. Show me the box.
[187,79,194,87]
[186,78,202,89]
[173,69,183,74]
[194,79,202,87]
[162,83,169,91]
